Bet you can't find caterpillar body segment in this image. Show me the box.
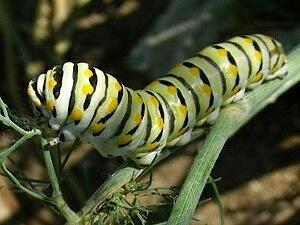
[27,34,287,165]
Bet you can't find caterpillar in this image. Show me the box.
[27,34,287,165]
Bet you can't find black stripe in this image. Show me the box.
[182,62,195,68]
[227,51,237,66]
[52,106,57,117]
[52,66,63,99]
[226,41,252,77]
[156,92,175,135]
[68,64,78,115]
[271,39,280,68]
[113,88,132,137]
[83,66,98,110]
[141,106,152,146]
[31,77,45,104]
[196,54,226,95]
[183,61,210,85]
[164,74,200,116]
[86,72,109,128]
[252,34,271,70]
[212,45,223,50]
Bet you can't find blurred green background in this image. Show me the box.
[0,0,300,224]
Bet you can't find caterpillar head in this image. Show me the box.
[27,64,66,130]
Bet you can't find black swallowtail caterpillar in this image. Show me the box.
[27,34,287,165]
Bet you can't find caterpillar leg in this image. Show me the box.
[266,63,288,80]
[130,149,161,166]
[48,137,60,146]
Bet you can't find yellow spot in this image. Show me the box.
[178,105,187,117]
[82,84,94,95]
[48,79,57,89]
[270,66,278,74]
[146,142,159,151]
[231,87,240,96]
[27,87,33,97]
[84,69,93,78]
[252,72,263,83]
[117,135,132,146]
[205,107,214,115]
[244,38,253,44]
[114,82,122,91]
[107,98,118,114]
[46,100,55,112]
[201,84,211,96]
[33,100,41,107]
[70,109,83,121]
[136,95,143,104]
[189,67,199,76]
[229,65,238,76]
[150,96,159,106]
[90,123,105,134]
[156,117,164,129]
[179,127,187,135]
[167,86,177,94]
[217,49,227,56]
[255,51,262,61]
[174,63,182,69]
[135,113,142,124]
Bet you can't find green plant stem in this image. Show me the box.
[41,138,81,224]
[166,46,300,225]
[1,163,52,203]
[209,176,224,225]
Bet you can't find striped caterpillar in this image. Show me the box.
[27,34,287,165]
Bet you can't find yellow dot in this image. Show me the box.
[48,79,57,89]
[251,72,263,83]
[136,95,143,104]
[150,96,159,106]
[146,142,159,151]
[229,65,238,76]
[217,49,227,56]
[33,100,41,107]
[82,84,94,95]
[244,38,253,44]
[114,82,122,91]
[27,87,33,97]
[231,86,240,96]
[174,63,182,69]
[167,86,177,94]
[189,67,199,76]
[117,135,132,146]
[156,117,164,129]
[255,51,262,61]
[90,122,105,134]
[70,109,82,121]
[205,107,214,115]
[179,127,187,135]
[107,98,118,114]
[84,69,93,78]
[201,84,211,96]
[135,113,142,124]
[46,100,55,112]
[178,105,187,117]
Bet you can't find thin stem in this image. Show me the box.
[1,163,52,203]
[208,176,224,225]
[41,137,80,224]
